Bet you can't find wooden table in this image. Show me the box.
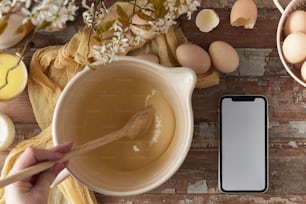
[2,0,306,203]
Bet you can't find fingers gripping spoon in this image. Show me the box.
[0,106,154,188]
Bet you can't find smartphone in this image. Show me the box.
[219,95,268,193]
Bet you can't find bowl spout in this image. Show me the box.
[162,67,197,100]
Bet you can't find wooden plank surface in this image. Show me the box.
[1,0,306,203]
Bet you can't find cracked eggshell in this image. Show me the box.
[282,32,306,64]
[230,0,258,29]
[284,10,306,36]
[208,41,239,73]
[195,9,220,32]
[176,43,211,74]
[0,11,31,49]
[130,14,156,40]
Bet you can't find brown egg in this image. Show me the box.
[284,10,306,36]
[176,43,211,74]
[136,54,160,64]
[230,0,257,29]
[282,32,306,64]
[208,41,239,73]
[301,61,306,82]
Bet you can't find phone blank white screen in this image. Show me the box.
[221,97,267,191]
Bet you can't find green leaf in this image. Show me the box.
[15,20,33,35]
[137,24,152,31]
[93,35,103,43]
[151,0,167,18]
[136,11,154,21]
[117,5,129,19]
[117,5,130,27]
[0,21,8,35]
[15,24,24,34]
[151,0,160,10]
[152,0,167,10]
[87,63,99,70]
[155,4,167,18]
[119,18,130,27]
[98,20,116,33]
[39,21,52,30]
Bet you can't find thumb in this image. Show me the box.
[33,163,65,194]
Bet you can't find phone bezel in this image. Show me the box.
[218,95,269,193]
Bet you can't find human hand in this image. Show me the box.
[5,142,73,204]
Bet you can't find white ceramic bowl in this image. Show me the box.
[274,0,306,87]
[52,56,196,196]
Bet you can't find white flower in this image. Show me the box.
[88,0,200,64]
[82,7,94,26]
[0,0,14,19]
[19,0,78,30]
[92,43,116,64]
[110,20,123,32]
[149,10,177,34]
[180,0,200,19]
[82,1,108,28]
[133,33,145,46]
[13,0,31,8]
[110,32,129,54]
[165,0,177,13]
[21,7,37,24]
[82,0,90,10]
[67,2,78,21]
[51,7,68,29]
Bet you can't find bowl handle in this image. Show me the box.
[50,168,70,188]
[273,0,285,14]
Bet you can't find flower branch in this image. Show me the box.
[82,0,200,67]
[0,0,200,91]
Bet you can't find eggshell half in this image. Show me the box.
[282,32,306,64]
[195,9,220,32]
[209,41,239,73]
[176,43,211,74]
[130,14,156,40]
[230,0,258,29]
[284,10,306,36]
[0,11,31,49]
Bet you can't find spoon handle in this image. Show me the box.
[0,128,127,188]
[59,128,126,162]
[0,161,55,188]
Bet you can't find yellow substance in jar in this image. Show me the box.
[0,53,27,100]
[70,77,175,171]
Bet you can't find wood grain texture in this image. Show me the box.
[1,0,306,203]
[95,194,306,204]
[179,9,280,48]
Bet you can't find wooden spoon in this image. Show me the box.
[0,106,154,188]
